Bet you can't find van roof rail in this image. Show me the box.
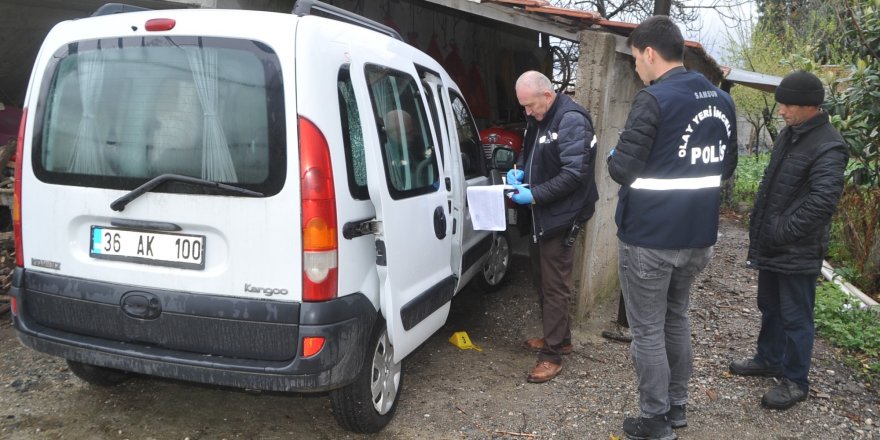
[92,3,152,16]
[292,0,403,41]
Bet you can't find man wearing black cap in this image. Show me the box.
[729,70,849,410]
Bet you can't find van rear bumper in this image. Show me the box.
[10,268,377,393]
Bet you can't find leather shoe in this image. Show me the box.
[762,378,808,410]
[623,414,677,440]
[527,360,562,383]
[665,404,687,428]
[729,357,783,377]
[522,337,573,355]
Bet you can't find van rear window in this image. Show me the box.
[32,36,286,196]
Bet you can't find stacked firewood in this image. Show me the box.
[0,233,12,315]
[0,138,14,315]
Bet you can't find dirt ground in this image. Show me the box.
[2,216,879,439]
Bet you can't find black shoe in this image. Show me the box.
[665,404,687,428]
[623,414,677,440]
[729,358,783,377]
[762,378,808,410]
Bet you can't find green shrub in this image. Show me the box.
[732,153,770,213]
[815,282,880,381]
[830,187,880,296]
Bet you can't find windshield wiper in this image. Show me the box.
[111,173,264,212]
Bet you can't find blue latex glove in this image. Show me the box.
[506,168,524,185]
[510,184,533,205]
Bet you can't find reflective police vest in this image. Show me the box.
[616,71,736,249]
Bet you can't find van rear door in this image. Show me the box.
[21,13,299,302]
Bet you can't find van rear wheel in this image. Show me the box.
[476,231,511,292]
[67,360,130,387]
[329,319,402,433]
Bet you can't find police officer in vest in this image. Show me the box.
[507,70,599,384]
[607,16,738,440]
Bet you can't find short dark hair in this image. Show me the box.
[626,16,684,62]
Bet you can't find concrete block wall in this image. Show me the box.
[570,31,642,323]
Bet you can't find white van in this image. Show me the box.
[9,1,512,433]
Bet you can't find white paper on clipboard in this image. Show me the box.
[466,185,507,231]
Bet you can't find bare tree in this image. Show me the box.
[554,0,700,28]
[547,0,755,90]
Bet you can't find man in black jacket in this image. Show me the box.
[729,70,848,411]
[507,70,599,384]
[607,16,737,439]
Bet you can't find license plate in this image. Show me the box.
[90,226,206,270]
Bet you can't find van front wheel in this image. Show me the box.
[67,360,130,386]
[330,319,402,433]
[476,231,511,292]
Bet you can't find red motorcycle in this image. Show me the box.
[479,126,523,160]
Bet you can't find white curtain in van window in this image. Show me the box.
[69,49,108,175]
[373,78,411,190]
[184,46,238,182]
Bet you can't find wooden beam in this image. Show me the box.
[524,5,601,21]
[421,0,582,41]
[485,0,544,5]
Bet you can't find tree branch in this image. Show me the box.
[845,0,880,62]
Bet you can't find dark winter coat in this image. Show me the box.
[517,93,599,240]
[746,111,849,275]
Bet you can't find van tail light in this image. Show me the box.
[299,116,338,302]
[13,108,26,268]
[145,18,176,32]
[302,336,325,358]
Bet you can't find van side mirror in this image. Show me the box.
[492,147,516,171]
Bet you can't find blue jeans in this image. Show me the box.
[618,241,713,418]
[754,270,816,391]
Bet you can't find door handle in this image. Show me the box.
[433,206,447,240]
[343,218,381,239]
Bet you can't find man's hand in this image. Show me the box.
[506,168,524,185]
[511,184,533,205]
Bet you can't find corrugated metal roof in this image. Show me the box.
[721,67,783,93]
